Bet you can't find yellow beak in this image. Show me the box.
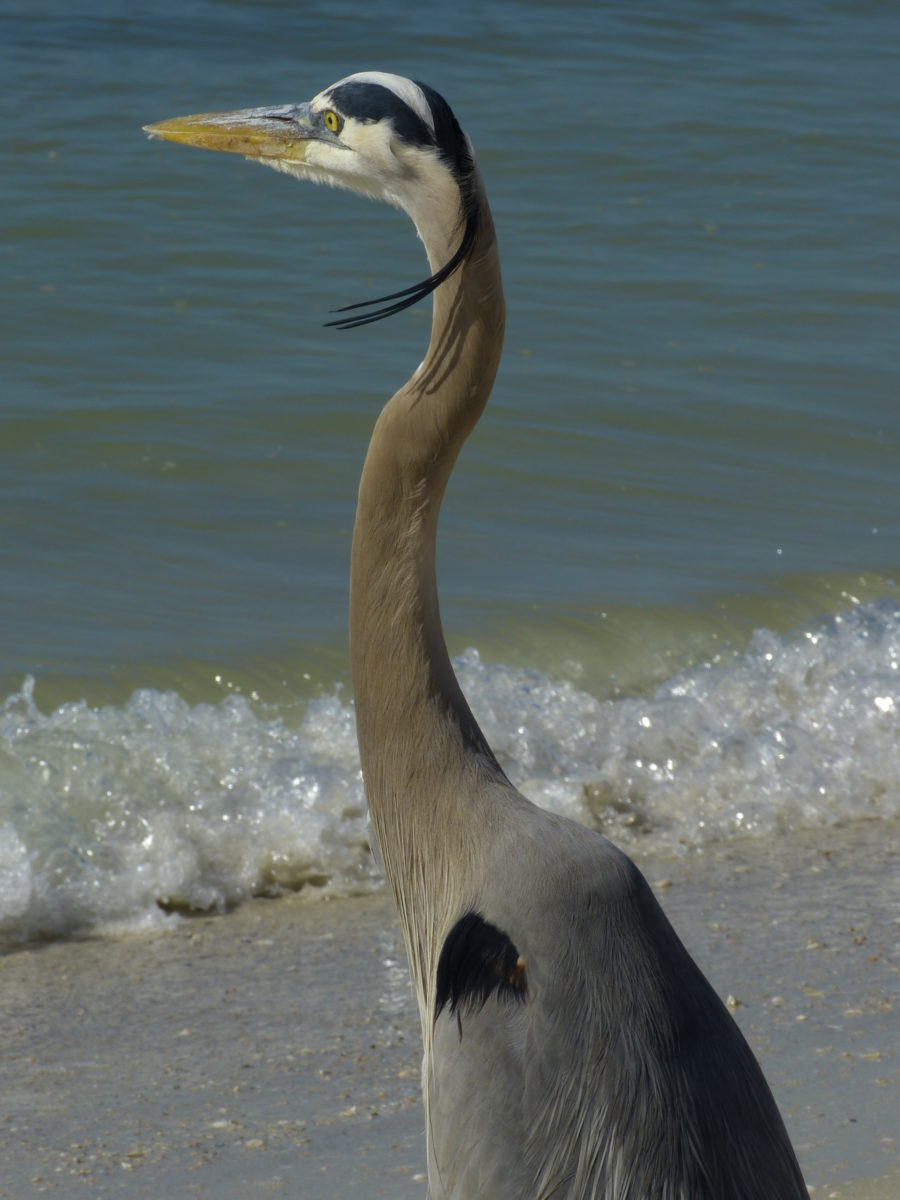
[143,103,318,162]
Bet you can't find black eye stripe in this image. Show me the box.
[327,82,434,149]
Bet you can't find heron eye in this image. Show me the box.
[323,109,342,134]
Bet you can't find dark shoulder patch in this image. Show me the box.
[327,81,433,148]
[435,911,528,1020]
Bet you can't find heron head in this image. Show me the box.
[145,73,483,326]
[145,72,475,227]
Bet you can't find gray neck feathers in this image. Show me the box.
[349,178,506,1008]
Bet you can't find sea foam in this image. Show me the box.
[1,599,897,944]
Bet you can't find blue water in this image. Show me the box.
[1,1,898,941]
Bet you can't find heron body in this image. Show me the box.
[147,73,808,1198]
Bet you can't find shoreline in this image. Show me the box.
[1,819,896,1197]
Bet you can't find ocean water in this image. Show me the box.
[2,600,900,944]
[2,1,899,944]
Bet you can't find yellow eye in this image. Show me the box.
[324,109,341,134]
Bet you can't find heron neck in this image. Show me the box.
[349,186,505,963]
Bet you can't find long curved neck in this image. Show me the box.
[349,176,505,996]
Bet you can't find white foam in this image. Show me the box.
[0,681,374,944]
[1,599,898,944]
[459,599,900,847]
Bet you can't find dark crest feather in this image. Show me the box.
[325,213,478,329]
[325,79,480,330]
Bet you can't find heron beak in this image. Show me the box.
[143,103,318,163]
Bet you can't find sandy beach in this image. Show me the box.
[1,818,897,1198]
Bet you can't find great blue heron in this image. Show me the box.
[146,73,807,1198]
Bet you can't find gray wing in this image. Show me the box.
[427,815,807,1199]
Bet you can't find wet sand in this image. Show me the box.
[1,819,896,1198]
